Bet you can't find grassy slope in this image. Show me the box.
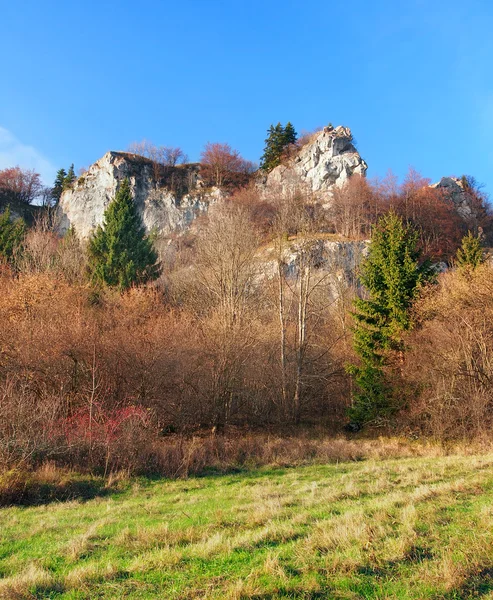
[2,455,493,599]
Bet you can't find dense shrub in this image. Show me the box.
[402,265,493,438]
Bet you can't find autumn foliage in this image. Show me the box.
[200,142,255,188]
[1,151,493,475]
[0,166,43,208]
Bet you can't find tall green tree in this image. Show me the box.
[52,168,67,204]
[260,122,298,171]
[284,122,297,145]
[348,212,432,426]
[455,231,484,272]
[63,164,76,190]
[87,179,160,290]
[0,207,25,263]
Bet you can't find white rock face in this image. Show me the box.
[58,152,220,240]
[58,125,367,242]
[431,177,475,221]
[258,237,369,298]
[259,126,367,200]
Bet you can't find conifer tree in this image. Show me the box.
[0,207,25,263]
[456,231,484,272]
[260,122,298,171]
[52,168,67,204]
[63,164,76,189]
[284,122,297,145]
[87,179,160,290]
[348,212,431,426]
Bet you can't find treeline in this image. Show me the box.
[0,208,351,472]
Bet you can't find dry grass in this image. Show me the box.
[0,464,125,506]
[2,452,493,598]
[148,432,492,478]
[0,565,56,600]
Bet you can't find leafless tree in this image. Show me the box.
[192,204,261,425]
[331,175,374,239]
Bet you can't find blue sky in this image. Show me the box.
[2,0,493,192]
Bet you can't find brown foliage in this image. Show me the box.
[296,126,323,148]
[0,166,43,208]
[392,169,463,260]
[229,185,278,234]
[14,216,87,282]
[403,265,493,438]
[200,142,256,188]
[353,168,466,261]
[331,175,378,239]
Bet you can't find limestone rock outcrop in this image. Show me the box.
[57,125,368,241]
[258,237,368,296]
[57,152,220,240]
[259,125,367,200]
[432,176,476,221]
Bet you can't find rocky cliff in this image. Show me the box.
[259,125,367,200]
[259,236,368,292]
[57,125,368,241]
[432,176,477,221]
[57,152,220,240]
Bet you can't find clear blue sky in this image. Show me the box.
[1,0,492,193]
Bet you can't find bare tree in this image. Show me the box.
[127,140,188,166]
[193,204,261,425]
[163,146,188,166]
[332,175,374,239]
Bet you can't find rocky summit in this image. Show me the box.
[57,153,221,240]
[57,126,367,240]
[259,125,367,199]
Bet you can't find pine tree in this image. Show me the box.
[348,212,432,426]
[0,207,25,263]
[456,231,484,272]
[87,179,160,290]
[260,122,298,171]
[52,168,67,204]
[284,122,297,145]
[63,164,76,189]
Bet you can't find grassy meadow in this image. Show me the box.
[2,452,493,599]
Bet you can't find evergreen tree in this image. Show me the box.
[456,231,484,272]
[87,179,160,290]
[260,122,298,171]
[0,207,26,263]
[52,168,67,204]
[348,212,432,426]
[284,122,297,145]
[63,164,76,189]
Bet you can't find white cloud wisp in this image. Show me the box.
[0,126,56,185]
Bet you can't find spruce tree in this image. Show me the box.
[87,179,160,290]
[52,168,67,204]
[456,231,484,272]
[0,207,25,263]
[260,122,298,171]
[63,164,76,189]
[283,122,297,145]
[348,212,432,426]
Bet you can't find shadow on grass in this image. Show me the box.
[0,470,126,507]
[439,566,493,599]
[248,592,333,599]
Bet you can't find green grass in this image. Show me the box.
[2,454,493,599]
